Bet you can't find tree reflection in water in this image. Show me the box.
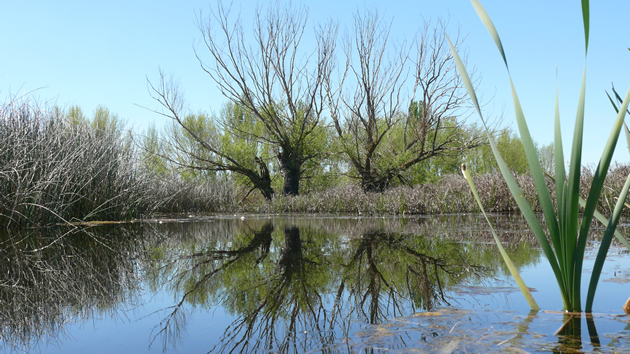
[0,217,614,352]
[341,230,485,325]
[147,220,518,353]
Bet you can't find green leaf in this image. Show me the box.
[471,0,508,68]
[585,171,630,313]
[582,0,590,54]
[578,198,630,251]
[574,85,630,311]
[447,32,566,303]
[554,83,566,198]
[564,67,587,311]
[471,0,561,283]
[462,164,539,310]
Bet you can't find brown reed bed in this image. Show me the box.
[147,174,237,214]
[241,166,630,217]
[0,97,152,228]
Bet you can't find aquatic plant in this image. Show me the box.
[448,0,630,312]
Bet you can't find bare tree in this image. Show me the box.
[147,74,276,200]
[193,1,337,196]
[326,12,483,192]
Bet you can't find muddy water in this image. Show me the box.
[1,214,629,353]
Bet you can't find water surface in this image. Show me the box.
[2,214,629,353]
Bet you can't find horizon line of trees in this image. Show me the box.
[143,2,554,201]
[0,93,557,229]
[141,107,553,195]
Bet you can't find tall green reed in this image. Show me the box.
[448,0,630,312]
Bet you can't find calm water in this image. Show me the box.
[1,214,630,353]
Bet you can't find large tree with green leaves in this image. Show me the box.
[149,2,336,198]
[144,85,277,200]
[326,12,483,192]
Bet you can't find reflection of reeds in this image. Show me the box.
[0,227,142,351]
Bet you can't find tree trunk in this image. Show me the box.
[277,152,301,196]
[254,157,275,201]
[277,226,303,271]
[259,184,275,201]
[360,172,393,193]
[282,167,301,196]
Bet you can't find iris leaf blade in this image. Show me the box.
[462,164,539,310]
[446,33,566,301]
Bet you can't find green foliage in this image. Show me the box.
[466,128,529,175]
[336,100,479,190]
[66,105,87,125]
[219,102,274,186]
[140,123,169,177]
[147,97,338,200]
[173,112,219,181]
[91,105,122,135]
[406,126,550,184]
[401,116,466,184]
[295,123,346,193]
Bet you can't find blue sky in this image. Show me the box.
[1,0,629,165]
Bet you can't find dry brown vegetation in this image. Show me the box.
[240,165,630,217]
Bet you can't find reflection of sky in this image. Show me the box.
[41,286,236,353]
[581,250,630,314]
[452,246,630,314]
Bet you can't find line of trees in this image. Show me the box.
[146,3,487,200]
[0,93,560,229]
